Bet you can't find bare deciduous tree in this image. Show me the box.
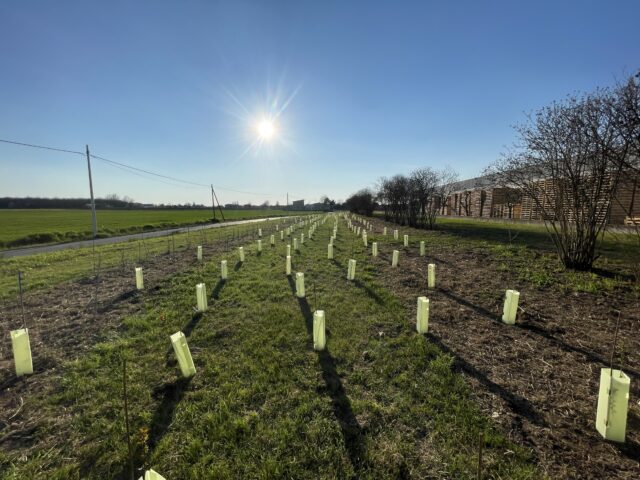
[487,89,627,270]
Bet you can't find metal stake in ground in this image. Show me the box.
[18,271,26,329]
[477,431,483,480]
[122,358,134,480]
[605,311,622,429]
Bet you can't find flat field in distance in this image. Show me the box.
[0,209,307,249]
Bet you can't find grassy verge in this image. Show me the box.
[0,209,310,249]
[0,218,286,302]
[0,215,537,479]
[372,215,639,294]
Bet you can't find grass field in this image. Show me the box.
[1,214,638,478]
[0,209,308,249]
[0,215,537,479]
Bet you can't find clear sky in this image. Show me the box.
[1,1,638,206]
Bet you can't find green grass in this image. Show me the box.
[0,216,538,479]
[0,209,309,249]
[0,219,283,302]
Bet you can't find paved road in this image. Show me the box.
[1,216,293,259]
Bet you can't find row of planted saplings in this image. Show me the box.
[6,213,318,378]
[7,215,327,480]
[346,212,632,444]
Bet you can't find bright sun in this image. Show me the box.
[257,119,275,140]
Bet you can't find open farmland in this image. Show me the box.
[0,209,307,250]
[0,214,638,479]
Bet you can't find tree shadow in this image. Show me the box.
[353,279,386,306]
[211,279,226,300]
[426,333,546,427]
[438,288,497,322]
[97,289,139,313]
[290,289,367,472]
[148,377,193,450]
[515,322,640,378]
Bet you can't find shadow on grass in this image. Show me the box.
[148,376,193,450]
[164,312,203,365]
[435,221,555,251]
[353,279,386,306]
[426,333,546,427]
[97,289,139,313]
[211,279,226,300]
[234,261,243,272]
[286,276,366,472]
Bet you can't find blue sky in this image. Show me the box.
[1,1,638,206]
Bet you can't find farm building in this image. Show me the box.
[439,172,640,225]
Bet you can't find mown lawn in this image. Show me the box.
[0,214,537,479]
[0,209,308,249]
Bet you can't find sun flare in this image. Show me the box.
[257,119,275,140]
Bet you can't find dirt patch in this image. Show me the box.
[365,217,640,479]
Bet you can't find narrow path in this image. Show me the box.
[1,216,291,258]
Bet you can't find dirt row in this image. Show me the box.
[359,216,639,479]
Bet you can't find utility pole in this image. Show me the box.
[86,145,97,238]
[210,184,216,221]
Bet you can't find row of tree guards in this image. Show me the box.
[7,212,631,478]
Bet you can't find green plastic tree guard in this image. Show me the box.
[196,283,208,312]
[135,267,144,290]
[10,328,33,377]
[296,272,305,298]
[313,310,326,351]
[170,331,196,378]
[502,289,520,324]
[596,368,630,442]
[392,250,399,267]
[428,264,436,288]
[221,260,228,280]
[416,297,429,334]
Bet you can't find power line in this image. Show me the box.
[1,137,296,199]
[0,138,84,156]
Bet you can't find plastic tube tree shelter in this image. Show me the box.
[428,264,436,288]
[286,255,292,275]
[502,289,520,324]
[383,227,387,236]
[394,229,399,240]
[238,246,245,262]
[287,244,291,256]
[280,230,285,241]
[420,241,425,257]
[170,331,196,378]
[596,368,630,442]
[258,228,262,237]
[372,242,378,257]
[416,297,429,334]
[221,260,228,280]
[313,310,326,351]
[347,259,356,280]
[327,243,334,259]
[197,245,203,261]
[362,231,367,246]
[139,469,167,480]
[11,328,33,376]
[196,283,208,312]
[404,234,409,247]
[135,267,144,290]
[392,250,399,267]
[293,238,299,251]
[257,240,262,253]
[295,272,305,298]
[270,234,275,246]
